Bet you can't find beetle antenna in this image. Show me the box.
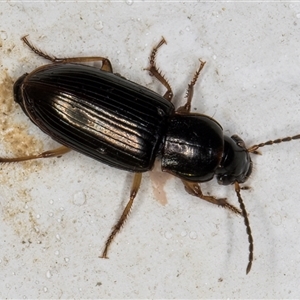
[248,134,300,154]
[234,182,253,274]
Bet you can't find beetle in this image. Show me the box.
[4,36,300,274]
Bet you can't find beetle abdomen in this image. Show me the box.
[17,64,174,171]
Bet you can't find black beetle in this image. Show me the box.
[5,36,300,274]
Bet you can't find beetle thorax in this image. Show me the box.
[161,114,224,182]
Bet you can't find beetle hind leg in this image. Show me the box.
[181,179,242,215]
[100,172,142,259]
[0,145,71,163]
[22,36,113,72]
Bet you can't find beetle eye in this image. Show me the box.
[237,141,244,148]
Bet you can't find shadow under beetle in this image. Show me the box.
[6,36,300,274]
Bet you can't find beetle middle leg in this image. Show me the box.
[0,145,71,163]
[181,179,242,215]
[101,172,142,258]
[177,60,206,114]
[145,38,173,102]
[22,36,113,72]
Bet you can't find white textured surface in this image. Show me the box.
[0,2,300,298]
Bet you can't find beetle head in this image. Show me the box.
[216,135,253,185]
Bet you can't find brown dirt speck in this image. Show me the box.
[0,70,45,241]
[0,71,43,158]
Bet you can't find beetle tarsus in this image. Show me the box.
[22,35,58,62]
[101,173,142,258]
[149,37,167,66]
[223,203,243,216]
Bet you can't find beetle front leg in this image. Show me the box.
[0,145,71,163]
[145,38,173,102]
[181,179,242,215]
[101,172,142,258]
[177,60,206,114]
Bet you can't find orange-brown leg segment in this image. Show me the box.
[181,179,242,215]
[177,60,206,114]
[22,36,113,72]
[0,145,71,163]
[234,182,253,274]
[145,37,173,101]
[101,172,142,258]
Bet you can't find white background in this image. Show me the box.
[0,1,300,298]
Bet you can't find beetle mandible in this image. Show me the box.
[5,36,300,274]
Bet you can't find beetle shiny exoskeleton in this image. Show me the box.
[4,36,300,274]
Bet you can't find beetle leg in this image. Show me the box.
[0,145,71,163]
[56,57,113,73]
[181,179,242,215]
[101,172,142,259]
[145,38,173,102]
[177,60,206,114]
[22,36,113,72]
